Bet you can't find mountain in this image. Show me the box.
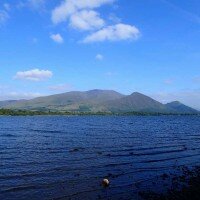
[0,100,26,108]
[1,90,198,114]
[104,92,169,113]
[165,101,199,114]
[5,90,124,112]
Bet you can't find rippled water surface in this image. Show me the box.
[0,116,200,200]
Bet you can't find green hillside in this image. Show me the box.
[0,90,198,114]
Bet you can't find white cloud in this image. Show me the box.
[50,33,64,43]
[96,54,104,60]
[83,23,140,43]
[70,10,104,30]
[0,10,9,24]
[52,0,114,24]
[49,84,73,92]
[51,0,76,24]
[14,69,53,81]
[51,0,141,43]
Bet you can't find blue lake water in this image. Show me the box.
[0,116,200,200]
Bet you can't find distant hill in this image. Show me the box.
[0,100,26,108]
[165,101,199,114]
[1,90,198,114]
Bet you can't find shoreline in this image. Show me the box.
[0,109,199,116]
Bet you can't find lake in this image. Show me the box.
[0,116,200,200]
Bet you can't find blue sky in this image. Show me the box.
[0,0,200,109]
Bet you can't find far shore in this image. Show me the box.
[0,108,199,116]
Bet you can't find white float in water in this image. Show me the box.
[102,179,109,187]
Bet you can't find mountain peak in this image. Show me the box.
[131,92,142,95]
[168,101,181,105]
[86,89,119,94]
[130,92,147,97]
[87,89,104,93]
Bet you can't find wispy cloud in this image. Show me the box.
[96,54,104,60]
[192,76,200,83]
[108,13,121,23]
[28,0,45,8]
[50,33,64,43]
[14,69,53,81]
[161,0,200,24]
[16,0,46,11]
[3,3,10,11]
[0,10,9,24]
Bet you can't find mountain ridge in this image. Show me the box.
[0,90,198,114]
